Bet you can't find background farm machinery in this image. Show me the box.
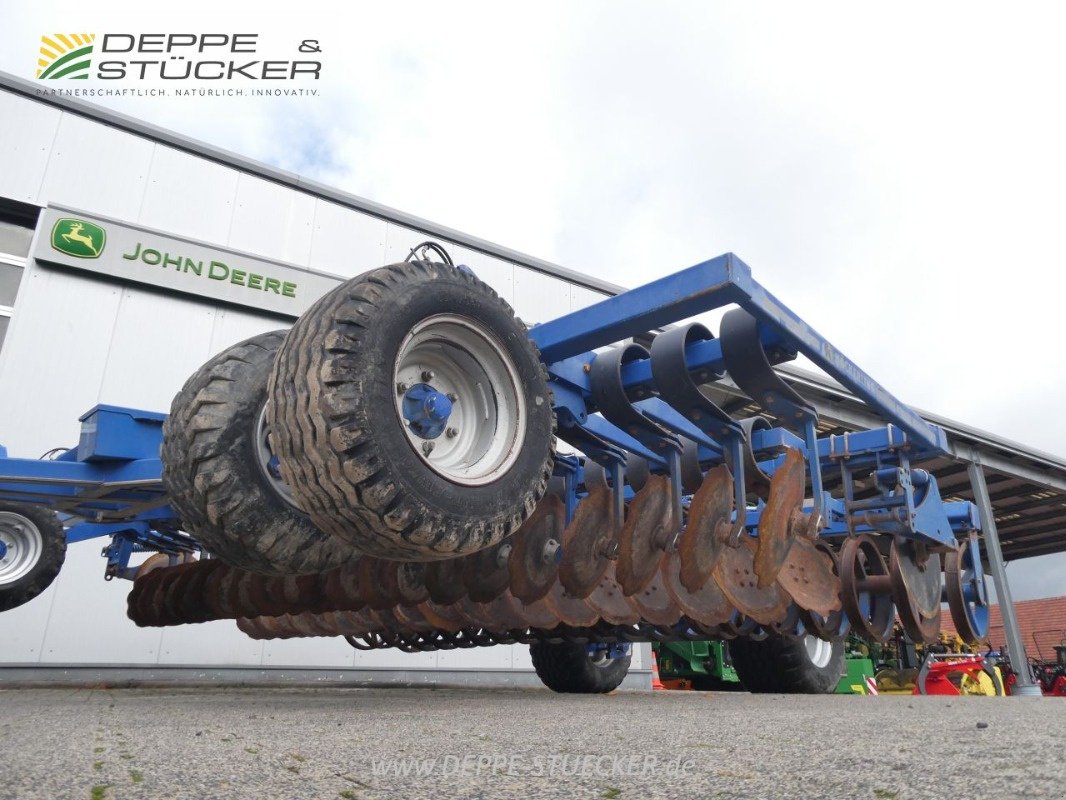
[0,251,1002,692]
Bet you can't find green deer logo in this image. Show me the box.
[51,218,106,259]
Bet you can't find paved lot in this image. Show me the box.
[0,685,1061,800]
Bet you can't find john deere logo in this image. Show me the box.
[37,34,96,80]
[51,219,106,259]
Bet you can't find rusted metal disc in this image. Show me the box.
[332,610,374,636]
[395,562,430,606]
[889,539,943,643]
[457,597,499,629]
[475,592,530,632]
[543,579,600,628]
[617,475,676,596]
[797,542,850,641]
[128,567,168,625]
[244,573,289,617]
[558,483,614,599]
[678,465,733,592]
[509,494,566,603]
[517,593,562,631]
[202,562,236,619]
[630,567,683,627]
[888,539,942,619]
[424,556,469,605]
[135,552,174,580]
[463,540,513,603]
[417,599,466,632]
[712,536,792,626]
[356,558,401,610]
[323,561,365,611]
[235,616,267,639]
[775,536,841,618]
[390,604,434,633]
[662,551,733,628]
[754,447,805,588]
[584,563,640,626]
[944,540,988,645]
[839,534,895,643]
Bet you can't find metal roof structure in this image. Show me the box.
[5,71,1064,562]
[705,365,1066,561]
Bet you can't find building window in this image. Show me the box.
[0,198,41,354]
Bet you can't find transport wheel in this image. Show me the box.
[530,641,632,693]
[162,331,357,574]
[0,501,66,612]
[728,633,845,694]
[268,260,555,560]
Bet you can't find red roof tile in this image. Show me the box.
[941,595,1066,661]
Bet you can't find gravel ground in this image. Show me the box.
[0,685,1061,800]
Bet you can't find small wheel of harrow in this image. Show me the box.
[840,535,895,642]
[944,534,991,644]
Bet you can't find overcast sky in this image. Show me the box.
[2,1,1064,599]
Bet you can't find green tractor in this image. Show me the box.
[655,635,876,694]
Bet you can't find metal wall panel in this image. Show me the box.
[512,266,575,325]
[38,543,164,665]
[137,145,240,244]
[0,266,123,457]
[0,93,61,203]
[228,173,317,267]
[96,289,218,413]
[37,113,155,220]
[309,201,387,278]
[158,619,265,667]
[208,308,290,354]
[261,635,358,668]
[572,285,609,312]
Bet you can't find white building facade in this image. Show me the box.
[0,74,651,685]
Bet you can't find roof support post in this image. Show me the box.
[967,460,1042,696]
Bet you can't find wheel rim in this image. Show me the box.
[254,404,301,510]
[803,634,833,669]
[393,314,527,486]
[0,511,44,586]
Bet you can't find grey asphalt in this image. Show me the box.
[0,685,1061,800]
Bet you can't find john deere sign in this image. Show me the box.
[51,218,106,258]
[34,205,340,318]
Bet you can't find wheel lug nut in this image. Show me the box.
[445,427,458,439]
[421,370,435,382]
[422,441,434,455]
[396,382,409,394]
[446,393,458,402]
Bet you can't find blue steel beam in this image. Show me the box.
[530,253,947,455]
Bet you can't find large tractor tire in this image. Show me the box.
[530,641,632,694]
[0,501,66,613]
[268,260,555,561]
[728,634,845,694]
[162,331,357,574]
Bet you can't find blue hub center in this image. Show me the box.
[0,539,7,559]
[402,383,453,440]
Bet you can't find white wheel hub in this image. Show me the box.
[0,511,44,586]
[394,314,527,486]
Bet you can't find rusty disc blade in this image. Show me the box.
[584,563,640,626]
[797,542,849,640]
[391,604,435,633]
[463,540,513,603]
[839,535,896,643]
[678,465,733,592]
[617,474,675,596]
[888,538,942,619]
[558,483,614,598]
[128,568,166,625]
[509,494,565,603]
[517,592,562,630]
[395,562,429,606]
[202,563,236,619]
[543,578,600,628]
[424,556,469,606]
[889,538,943,643]
[477,592,530,632]
[417,599,466,632]
[754,447,805,589]
[323,562,365,612]
[630,566,683,627]
[712,536,792,626]
[457,597,500,629]
[662,551,733,628]
[332,610,374,636]
[775,536,842,618]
